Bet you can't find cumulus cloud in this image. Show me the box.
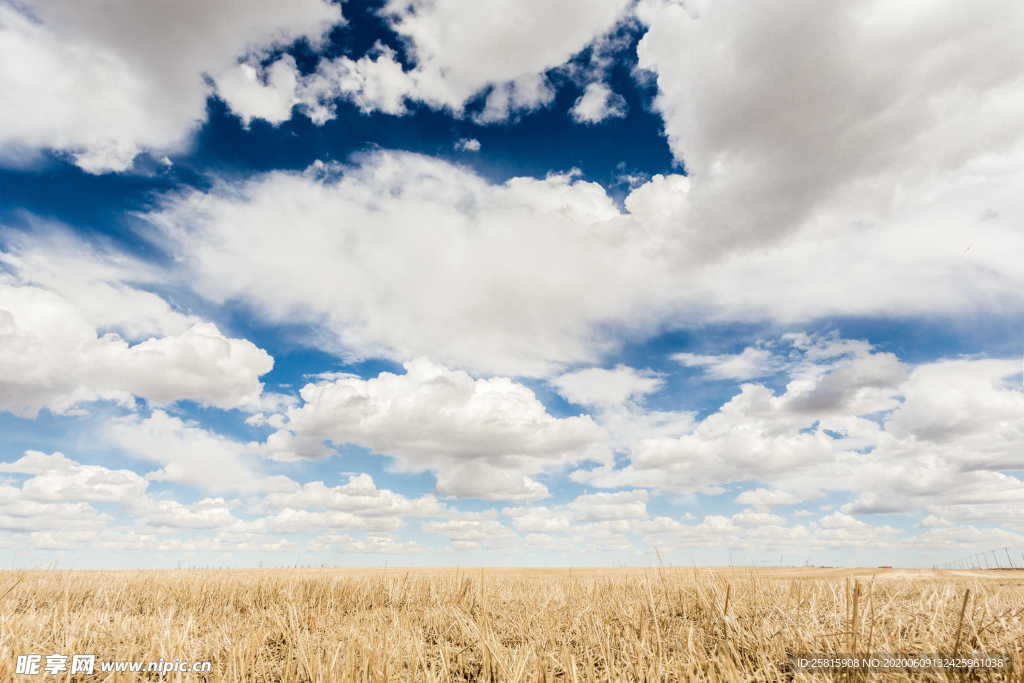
[570,335,902,493]
[575,334,1024,540]
[0,497,109,533]
[0,234,273,417]
[259,473,444,518]
[215,55,304,127]
[380,0,627,116]
[731,511,787,527]
[0,227,195,339]
[0,0,341,171]
[570,82,628,124]
[501,505,572,534]
[885,359,1023,448]
[575,383,840,493]
[0,451,248,538]
[0,281,272,416]
[423,511,518,550]
[634,0,1024,254]
[454,138,481,152]
[0,456,116,533]
[637,514,793,550]
[309,533,425,554]
[146,148,1024,384]
[551,365,664,408]
[551,364,694,451]
[292,43,418,120]
[146,152,672,377]
[734,488,803,508]
[0,450,147,504]
[501,490,656,547]
[104,411,263,491]
[497,495,922,555]
[264,359,608,500]
[566,489,649,522]
[674,347,786,381]
[258,508,404,534]
[0,451,78,476]
[233,0,630,125]
[136,497,238,530]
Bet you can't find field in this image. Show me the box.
[1,567,1022,681]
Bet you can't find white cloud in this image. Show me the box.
[295,43,418,120]
[259,473,443,518]
[501,506,572,533]
[258,508,403,533]
[731,511,786,527]
[136,497,238,530]
[634,0,1024,254]
[0,227,195,339]
[454,138,481,152]
[573,334,1024,540]
[919,505,1024,534]
[734,488,803,508]
[0,450,446,552]
[264,359,608,501]
[637,514,813,551]
[309,533,424,554]
[423,511,518,550]
[0,452,240,535]
[0,474,111,532]
[147,149,1024,380]
[502,491,666,548]
[570,82,627,124]
[0,451,78,476]
[239,0,630,125]
[104,410,262,491]
[22,466,147,506]
[376,0,628,119]
[215,55,303,127]
[569,336,891,494]
[551,365,664,408]
[910,524,1024,550]
[0,261,273,417]
[885,359,1023,448]
[147,152,667,378]
[380,0,621,104]
[574,380,841,493]
[781,352,907,417]
[566,489,649,523]
[551,364,694,451]
[0,0,341,172]
[674,347,785,381]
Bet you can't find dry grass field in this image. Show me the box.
[1,566,1022,681]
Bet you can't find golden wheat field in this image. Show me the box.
[1,566,1022,681]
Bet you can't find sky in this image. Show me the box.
[1,0,1023,570]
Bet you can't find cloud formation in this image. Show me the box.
[265,359,608,501]
[635,0,1024,252]
[147,148,1024,382]
[570,82,628,124]
[147,153,671,377]
[0,281,272,417]
[0,0,341,171]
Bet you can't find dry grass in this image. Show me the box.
[1,566,1022,681]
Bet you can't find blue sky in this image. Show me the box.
[1,0,1023,569]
